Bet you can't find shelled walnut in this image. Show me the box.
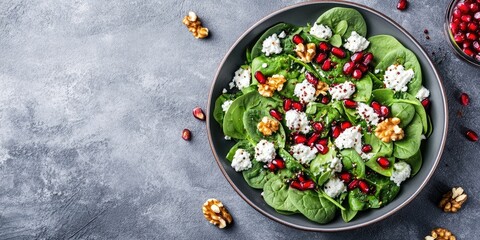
[439,187,467,213]
[182,11,209,39]
[295,43,316,63]
[258,74,286,97]
[315,81,329,96]
[425,228,456,240]
[257,116,279,136]
[202,198,232,229]
[374,117,404,143]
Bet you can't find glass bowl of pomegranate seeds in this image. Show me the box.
[446,0,480,66]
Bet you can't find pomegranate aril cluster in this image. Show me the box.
[450,0,480,61]
[290,172,316,191]
[343,52,374,80]
[315,42,346,71]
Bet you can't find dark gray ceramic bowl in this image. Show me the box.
[207,0,448,231]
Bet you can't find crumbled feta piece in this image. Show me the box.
[374,69,380,74]
[360,152,374,160]
[390,161,411,186]
[231,67,251,90]
[416,86,430,101]
[285,110,311,134]
[310,23,332,39]
[231,149,252,172]
[261,33,282,56]
[324,177,346,198]
[262,63,268,68]
[290,144,318,164]
[222,100,233,112]
[254,140,276,163]
[294,80,317,103]
[328,81,356,101]
[334,126,363,154]
[343,31,370,53]
[222,88,228,94]
[278,31,286,38]
[229,82,235,89]
[383,64,415,92]
[357,103,380,126]
[329,156,343,173]
[224,135,231,140]
[421,134,426,140]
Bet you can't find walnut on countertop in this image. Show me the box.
[425,228,456,240]
[439,187,467,213]
[182,11,209,39]
[202,198,232,229]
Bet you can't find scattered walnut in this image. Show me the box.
[374,117,404,143]
[295,43,316,63]
[182,11,209,39]
[257,116,279,136]
[425,228,456,240]
[258,74,286,97]
[439,187,467,213]
[315,81,329,96]
[202,198,232,229]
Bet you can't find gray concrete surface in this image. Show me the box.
[0,0,478,239]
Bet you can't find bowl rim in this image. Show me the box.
[206,0,448,232]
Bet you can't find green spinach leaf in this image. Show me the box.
[316,7,367,38]
[287,189,337,224]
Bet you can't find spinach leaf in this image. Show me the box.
[316,7,367,38]
[243,160,272,189]
[363,132,393,156]
[367,35,405,66]
[310,143,336,177]
[287,189,337,224]
[251,55,294,84]
[263,176,298,212]
[365,154,395,177]
[353,75,373,103]
[329,34,342,47]
[402,149,422,176]
[372,89,395,105]
[391,102,415,127]
[214,94,229,125]
[365,172,400,206]
[226,140,253,161]
[393,113,423,159]
[340,149,365,179]
[243,109,286,148]
[400,92,428,134]
[251,23,297,59]
[348,188,369,211]
[339,192,358,222]
[335,20,348,36]
[278,148,304,172]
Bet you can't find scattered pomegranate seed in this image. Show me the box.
[380,105,390,117]
[269,109,283,121]
[321,59,332,71]
[301,179,316,190]
[266,162,277,172]
[348,179,359,190]
[292,102,304,111]
[272,158,286,169]
[305,72,319,85]
[358,180,370,193]
[317,138,328,146]
[193,107,206,121]
[297,173,306,182]
[463,48,475,56]
[331,47,346,58]
[182,129,192,141]
[254,71,267,84]
[340,121,352,130]
[362,52,374,66]
[356,63,368,73]
[290,180,302,190]
[454,33,465,43]
[458,2,469,13]
[294,134,307,144]
[473,41,480,51]
[292,34,304,45]
[344,99,358,109]
[315,143,329,154]
[460,93,470,106]
[421,98,431,109]
[466,129,479,142]
[424,29,429,34]
[376,157,391,169]
[351,52,364,63]
[352,69,363,79]
[370,101,382,112]
[466,32,477,41]
[318,42,331,52]
[362,144,373,153]
[397,0,408,11]
[343,61,355,75]
[283,99,293,111]
[315,53,328,64]
[338,172,352,183]
[312,122,324,132]
[462,14,473,22]
[321,96,330,104]
[331,125,342,138]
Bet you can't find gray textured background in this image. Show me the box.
[0,0,478,239]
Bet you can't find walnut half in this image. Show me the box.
[182,11,209,39]
[295,43,316,63]
[258,74,286,97]
[374,117,404,143]
[257,116,279,136]
[439,187,467,213]
[425,228,456,240]
[202,198,232,229]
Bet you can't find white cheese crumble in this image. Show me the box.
[261,33,282,56]
[390,161,411,186]
[278,31,286,38]
[221,100,233,112]
[357,103,380,126]
[343,31,370,53]
[329,156,343,173]
[383,64,415,92]
[231,149,252,172]
[224,135,231,140]
[231,67,251,90]
[310,23,333,39]
[290,144,318,164]
[222,88,227,94]
[254,140,276,163]
[294,80,317,103]
[262,63,268,68]
[328,81,356,101]
[285,110,311,134]
[324,177,346,198]
[334,126,363,154]
[416,86,430,101]
[374,69,380,74]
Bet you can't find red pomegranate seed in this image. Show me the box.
[269,109,283,121]
[331,125,342,138]
[182,129,191,141]
[462,14,473,22]
[193,107,206,120]
[475,12,480,20]
[454,33,465,43]
[283,99,293,111]
[321,96,330,104]
[421,98,431,109]
[254,71,267,84]
[362,52,374,66]
[458,2,470,13]
[380,106,390,117]
[317,138,328,146]
[312,122,324,132]
[307,133,320,146]
[315,52,328,64]
[292,102,304,111]
[468,22,478,31]
[338,172,352,183]
[370,101,381,113]
[397,0,408,11]
[473,41,480,51]
[460,93,470,106]
[466,32,477,41]
[358,180,370,193]
[344,99,358,109]
[294,134,307,144]
[272,158,286,169]
[463,40,472,49]
[362,144,373,153]
[451,22,460,34]
[376,157,390,169]
[301,179,316,190]
[476,54,480,62]
[266,162,277,172]
[453,9,463,18]
[459,22,468,31]
[292,34,304,45]
[463,47,475,56]
[352,69,363,79]
[470,3,479,12]
[321,59,332,71]
[356,63,369,73]
[340,121,352,130]
[348,179,359,190]
[305,72,319,85]
[315,143,329,154]
[331,47,346,58]
[318,42,331,52]
[343,61,355,75]
[466,130,479,142]
[290,180,303,190]
[351,52,364,63]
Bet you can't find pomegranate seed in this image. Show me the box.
[182,129,192,141]
[315,52,328,64]
[338,172,352,183]
[301,179,316,190]
[305,72,319,85]
[312,122,324,132]
[315,143,329,154]
[266,162,277,172]
[466,32,477,41]
[356,63,368,73]
[468,22,478,31]
[459,22,468,31]
[290,180,303,190]
[272,158,286,169]
[460,93,470,106]
[476,54,480,62]
[340,121,352,130]
[269,109,283,121]
[321,96,330,104]
[461,14,473,22]
[348,179,359,190]
[307,133,320,146]
[380,106,390,117]
[292,102,304,111]
[331,125,341,138]
[317,138,328,146]
[454,33,465,43]
[451,22,460,34]
[466,130,479,142]
[318,42,331,52]
[458,2,470,13]
[376,157,390,169]
[470,3,479,11]
[321,59,332,71]
[344,99,358,109]
[352,69,363,79]
[475,12,480,20]
[463,47,475,56]
[297,173,306,182]
[358,180,370,193]
[362,144,373,153]
[293,134,307,144]
[421,98,431,109]
[292,34,304,45]
[423,29,429,34]
[283,99,293,111]
[370,101,381,113]
[254,71,267,84]
[362,52,374,66]
[396,0,408,11]
[331,47,346,58]
[463,40,472,49]
[473,41,480,51]
[193,107,206,121]
[453,9,463,18]
[351,52,364,63]
[343,61,355,75]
